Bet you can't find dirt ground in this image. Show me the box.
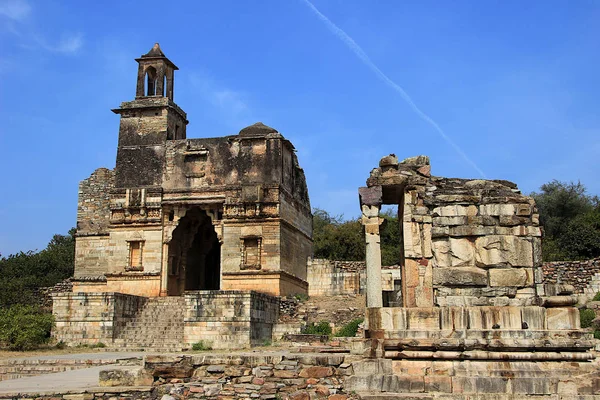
[0,346,106,360]
[301,294,366,329]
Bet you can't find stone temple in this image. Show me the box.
[71,43,311,298]
[51,44,600,397]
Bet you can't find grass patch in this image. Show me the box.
[192,340,212,351]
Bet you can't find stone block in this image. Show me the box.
[390,308,408,330]
[424,375,452,393]
[479,204,517,216]
[99,366,153,387]
[432,238,475,268]
[440,307,468,330]
[489,268,528,287]
[344,374,384,392]
[407,308,440,330]
[404,222,423,258]
[546,308,580,330]
[433,266,488,287]
[467,306,522,330]
[475,235,533,267]
[520,306,546,330]
[452,376,508,393]
[298,366,333,378]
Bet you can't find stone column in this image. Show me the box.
[359,186,384,308]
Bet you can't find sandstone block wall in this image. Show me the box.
[183,291,279,349]
[360,155,543,309]
[52,292,147,345]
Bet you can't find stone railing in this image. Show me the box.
[542,258,600,294]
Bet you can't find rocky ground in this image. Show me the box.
[279,294,366,334]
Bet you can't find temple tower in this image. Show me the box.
[112,43,188,188]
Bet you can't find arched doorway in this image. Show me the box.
[167,208,220,295]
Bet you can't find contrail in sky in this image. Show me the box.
[300,0,486,178]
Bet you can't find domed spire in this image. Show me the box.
[239,122,279,137]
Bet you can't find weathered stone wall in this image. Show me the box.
[74,168,114,278]
[76,168,115,235]
[542,257,600,294]
[307,259,364,296]
[52,292,147,345]
[306,259,402,299]
[360,155,543,309]
[184,291,279,349]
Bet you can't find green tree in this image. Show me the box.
[0,229,75,308]
[312,208,402,265]
[532,181,600,261]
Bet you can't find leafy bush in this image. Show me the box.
[593,292,600,302]
[580,308,596,329]
[594,330,600,340]
[191,340,212,351]
[303,321,332,336]
[0,305,54,350]
[293,293,309,302]
[335,318,363,337]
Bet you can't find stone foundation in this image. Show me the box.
[184,290,279,349]
[52,290,279,350]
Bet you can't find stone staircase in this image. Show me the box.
[110,297,186,352]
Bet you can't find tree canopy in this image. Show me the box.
[0,229,75,308]
[531,180,600,261]
[312,208,401,266]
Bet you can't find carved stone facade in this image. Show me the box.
[72,44,312,298]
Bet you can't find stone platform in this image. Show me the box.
[52,290,279,350]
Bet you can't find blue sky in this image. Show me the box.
[1,0,599,255]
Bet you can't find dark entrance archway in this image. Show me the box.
[167,208,220,295]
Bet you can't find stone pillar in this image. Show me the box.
[359,186,384,308]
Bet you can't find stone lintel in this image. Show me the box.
[359,186,382,207]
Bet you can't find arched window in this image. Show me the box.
[163,74,167,97]
[145,66,157,96]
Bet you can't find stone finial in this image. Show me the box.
[143,43,166,57]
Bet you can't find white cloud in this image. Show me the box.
[213,89,248,115]
[0,0,31,21]
[41,32,84,54]
[1,1,83,55]
[188,71,252,125]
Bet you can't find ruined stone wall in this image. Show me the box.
[361,155,543,308]
[74,168,115,278]
[307,259,364,296]
[543,257,600,294]
[77,168,115,235]
[426,179,541,307]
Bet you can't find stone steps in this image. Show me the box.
[111,297,186,350]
